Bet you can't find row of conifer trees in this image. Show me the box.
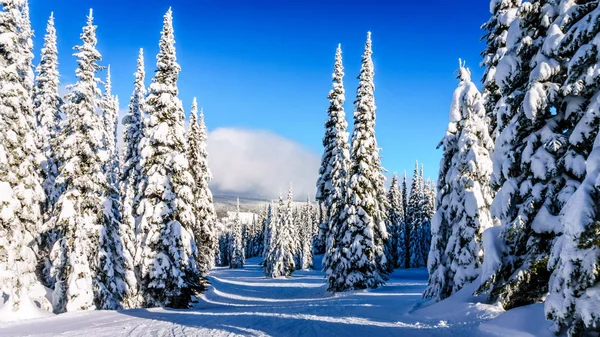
[314,34,437,292]
[0,2,218,313]
[424,1,600,336]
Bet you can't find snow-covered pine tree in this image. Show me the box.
[229,199,244,269]
[254,207,266,257]
[102,65,119,188]
[34,12,61,218]
[399,172,410,268]
[264,191,296,277]
[479,0,568,310]
[196,107,217,272]
[118,48,146,309]
[262,203,274,259]
[425,62,494,301]
[416,167,433,269]
[481,0,522,138]
[49,9,125,313]
[186,99,217,275]
[298,196,314,270]
[292,205,302,269]
[0,0,47,313]
[545,2,600,335]
[387,174,403,269]
[424,117,459,300]
[545,100,600,337]
[135,8,203,308]
[332,32,389,291]
[32,12,62,290]
[408,162,424,268]
[316,44,350,256]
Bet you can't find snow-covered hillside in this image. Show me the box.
[0,256,550,337]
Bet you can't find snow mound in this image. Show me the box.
[0,296,55,323]
[414,278,504,323]
[479,303,553,337]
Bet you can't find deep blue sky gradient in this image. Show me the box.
[29,0,491,180]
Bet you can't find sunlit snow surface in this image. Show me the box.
[0,256,550,336]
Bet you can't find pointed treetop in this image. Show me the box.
[137,48,144,67]
[190,97,198,122]
[88,8,94,24]
[457,58,471,82]
[236,197,240,212]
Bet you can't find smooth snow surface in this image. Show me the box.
[0,256,538,336]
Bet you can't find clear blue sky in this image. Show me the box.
[29,0,490,181]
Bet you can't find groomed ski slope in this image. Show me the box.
[0,256,552,337]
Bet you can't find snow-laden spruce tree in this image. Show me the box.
[316,44,350,256]
[551,0,600,207]
[420,179,435,261]
[332,32,389,291]
[407,162,424,268]
[545,112,600,337]
[425,62,494,301]
[387,174,404,269]
[32,12,62,290]
[102,65,119,188]
[262,203,274,259]
[48,9,125,313]
[229,199,244,269]
[0,0,47,313]
[398,172,410,268]
[545,2,600,336]
[135,8,203,308]
[118,48,146,309]
[481,0,522,138]
[479,0,568,310]
[415,166,432,267]
[186,100,218,275]
[298,196,314,270]
[264,191,296,278]
[34,12,62,218]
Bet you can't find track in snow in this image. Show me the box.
[0,256,476,337]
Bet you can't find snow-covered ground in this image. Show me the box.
[0,256,551,337]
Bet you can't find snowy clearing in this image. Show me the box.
[0,256,549,336]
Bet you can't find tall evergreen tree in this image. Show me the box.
[187,100,217,275]
[387,174,404,269]
[316,44,350,256]
[331,32,389,291]
[49,9,125,313]
[408,162,424,268]
[478,0,568,310]
[118,48,146,309]
[229,199,244,269]
[32,12,62,290]
[101,65,119,188]
[194,107,218,273]
[399,172,410,268]
[545,2,600,336]
[0,0,46,313]
[298,196,314,270]
[262,203,274,259]
[481,0,522,138]
[34,12,61,218]
[264,190,296,278]
[425,62,494,301]
[135,8,203,308]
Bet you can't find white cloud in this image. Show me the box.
[207,127,320,201]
